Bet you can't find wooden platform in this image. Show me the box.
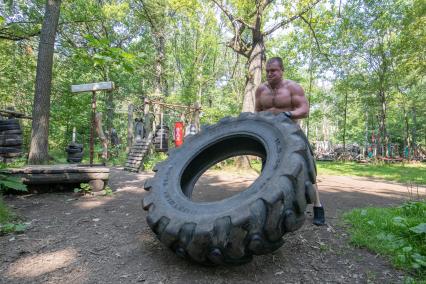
[0,164,110,191]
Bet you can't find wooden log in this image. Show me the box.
[0,109,32,119]
[89,179,105,191]
[129,148,147,152]
[0,165,109,174]
[127,157,145,162]
[16,172,109,184]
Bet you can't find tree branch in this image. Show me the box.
[0,30,40,41]
[211,1,253,56]
[211,0,255,30]
[299,15,332,66]
[261,0,274,11]
[263,0,321,36]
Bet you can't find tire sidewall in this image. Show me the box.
[151,115,301,223]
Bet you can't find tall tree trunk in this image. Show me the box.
[412,106,417,155]
[127,104,134,153]
[154,33,165,96]
[403,103,409,155]
[242,41,265,112]
[306,61,314,139]
[364,110,369,156]
[377,90,388,156]
[343,92,348,152]
[28,0,61,164]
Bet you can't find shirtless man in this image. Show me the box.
[255,57,325,226]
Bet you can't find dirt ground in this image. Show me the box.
[1,167,425,284]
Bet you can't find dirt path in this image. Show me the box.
[1,168,425,284]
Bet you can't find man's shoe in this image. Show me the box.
[313,206,326,226]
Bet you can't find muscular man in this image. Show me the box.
[255,57,325,226]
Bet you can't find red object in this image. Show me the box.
[174,122,184,147]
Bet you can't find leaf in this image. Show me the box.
[13,223,26,233]
[392,216,407,227]
[409,223,426,234]
[0,223,15,234]
[0,174,27,191]
[402,246,412,253]
[397,254,406,263]
[411,253,426,267]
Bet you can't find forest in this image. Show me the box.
[0,0,425,164]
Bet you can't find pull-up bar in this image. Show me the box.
[71,81,114,165]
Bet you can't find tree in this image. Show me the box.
[28,0,62,164]
[136,0,169,96]
[212,0,320,112]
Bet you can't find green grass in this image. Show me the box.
[0,196,13,224]
[317,161,426,185]
[0,196,26,235]
[344,200,426,280]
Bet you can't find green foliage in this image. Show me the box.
[0,197,12,225]
[0,196,27,235]
[108,145,128,166]
[143,152,168,171]
[0,173,27,192]
[0,222,27,235]
[0,0,424,164]
[344,200,426,278]
[74,183,92,195]
[104,185,113,196]
[317,162,426,186]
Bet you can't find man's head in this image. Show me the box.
[266,57,284,85]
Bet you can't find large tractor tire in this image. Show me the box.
[142,112,317,265]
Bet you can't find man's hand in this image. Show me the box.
[283,111,292,118]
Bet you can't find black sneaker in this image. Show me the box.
[313,206,326,226]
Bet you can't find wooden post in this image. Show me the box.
[127,104,134,152]
[72,127,76,143]
[90,91,96,165]
[194,102,201,131]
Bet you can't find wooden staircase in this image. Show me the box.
[124,134,152,172]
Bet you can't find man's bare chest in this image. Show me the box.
[259,88,292,109]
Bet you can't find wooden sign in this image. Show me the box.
[71,81,114,93]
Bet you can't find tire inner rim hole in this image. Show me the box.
[180,135,266,202]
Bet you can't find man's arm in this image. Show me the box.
[254,85,263,113]
[288,83,309,119]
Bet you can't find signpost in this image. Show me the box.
[71,81,114,165]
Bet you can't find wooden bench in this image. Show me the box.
[1,164,110,192]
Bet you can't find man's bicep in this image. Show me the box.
[254,87,262,112]
[291,84,309,117]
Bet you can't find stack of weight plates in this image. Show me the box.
[66,142,83,163]
[153,125,169,152]
[0,118,23,163]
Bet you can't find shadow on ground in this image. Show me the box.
[1,168,424,283]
